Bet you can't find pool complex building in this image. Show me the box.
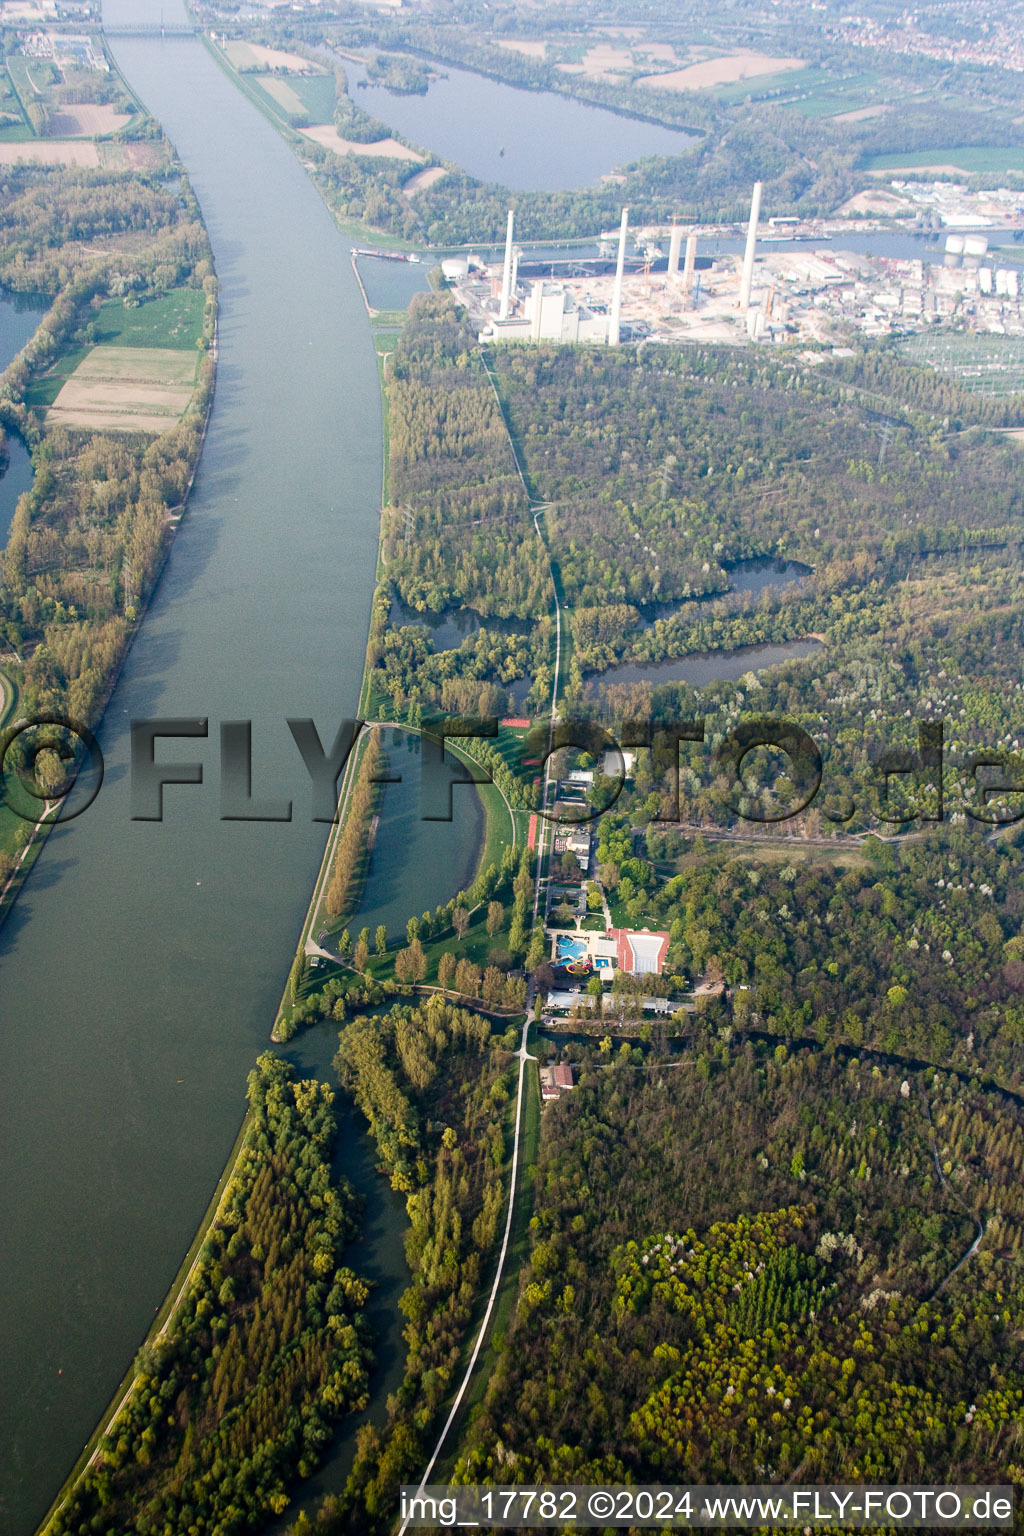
[550,926,671,976]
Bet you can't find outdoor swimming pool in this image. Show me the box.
[556,936,586,962]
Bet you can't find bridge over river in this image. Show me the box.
[101,21,197,35]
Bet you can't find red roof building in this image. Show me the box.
[610,927,670,976]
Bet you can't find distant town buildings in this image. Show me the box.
[832,11,1024,76]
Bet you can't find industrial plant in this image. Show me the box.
[440,181,1024,351]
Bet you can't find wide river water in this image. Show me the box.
[0,6,479,1529]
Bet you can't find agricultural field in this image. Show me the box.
[0,140,98,165]
[2,45,137,143]
[88,290,207,349]
[636,51,806,93]
[0,61,27,138]
[773,69,887,118]
[899,332,1024,398]
[44,346,199,434]
[300,124,422,161]
[249,70,335,125]
[863,145,1024,176]
[25,290,206,414]
[47,102,131,136]
[223,40,314,73]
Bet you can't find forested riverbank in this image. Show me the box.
[0,12,389,1531]
[0,161,217,907]
[45,1056,373,1536]
[13,5,1024,1528]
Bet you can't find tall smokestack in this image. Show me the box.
[682,233,697,298]
[530,280,544,341]
[499,208,514,321]
[739,180,762,312]
[608,206,628,346]
[668,224,683,277]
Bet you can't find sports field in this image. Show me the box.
[45,346,198,434]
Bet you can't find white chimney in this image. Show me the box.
[682,233,697,298]
[530,279,544,341]
[739,180,762,312]
[608,206,628,346]
[668,224,683,277]
[499,208,514,321]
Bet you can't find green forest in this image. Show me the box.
[453,1040,1024,1490]
[0,163,216,889]
[280,267,1024,1530]
[48,1056,372,1535]
[283,999,520,1535]
[362,294,1024,855]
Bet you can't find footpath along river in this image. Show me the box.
[0,3,481,1528]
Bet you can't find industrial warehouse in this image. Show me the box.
[440,182,1024,350]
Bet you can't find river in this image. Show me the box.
[0,9,471,1531]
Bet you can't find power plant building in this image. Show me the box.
[480,280,609,344]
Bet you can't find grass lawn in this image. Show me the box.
[24,292,204,413]
[246,75,303,127]
[285,71,336,122]
[376,348,392,510]
[90,290,206,349]
[470,770,516,876]
[7,55,58,120]
[607,893,660,929]
[343,895,518,991]
[0,64,29,136]
[24,344,90,410]
[710,63,821,104]
[729,840,869,871]
[0,669,30,862]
